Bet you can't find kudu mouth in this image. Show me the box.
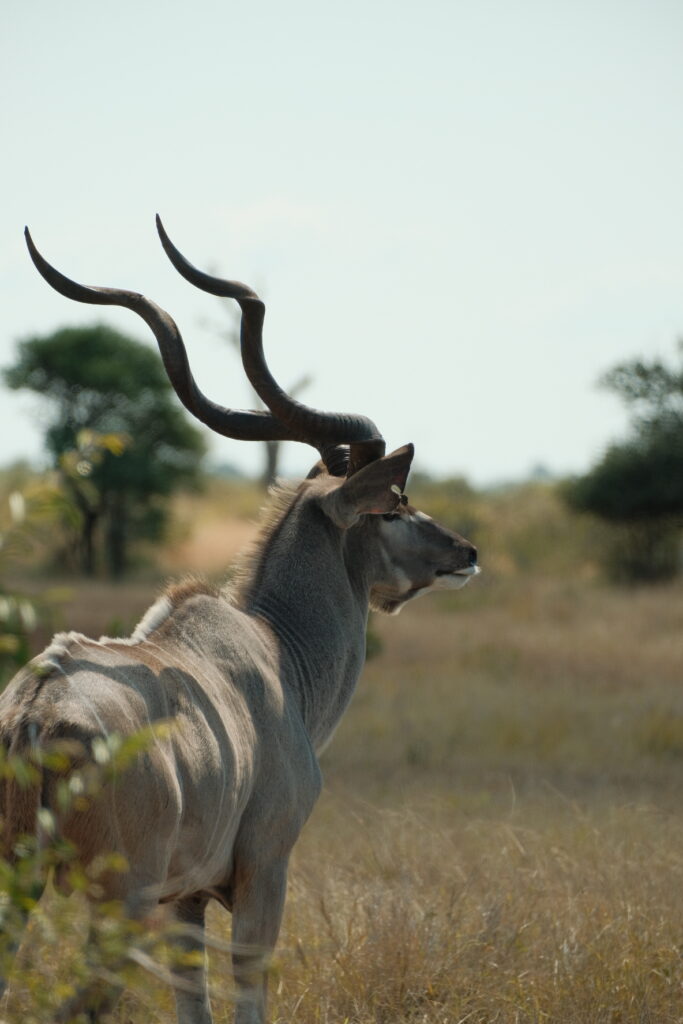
[429,563,481,586]
[373,558,480,616]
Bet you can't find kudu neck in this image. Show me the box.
[242,492,372,750]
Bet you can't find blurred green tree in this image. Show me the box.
[4,325,207,577]
[565,342,683,581]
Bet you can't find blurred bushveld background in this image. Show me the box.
[1,438,682,1021]
[0,323,682,1022]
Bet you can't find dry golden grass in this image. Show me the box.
[262,575,683,1023]
[4,480,683,1022]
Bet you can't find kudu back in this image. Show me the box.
[0,220,479,1024]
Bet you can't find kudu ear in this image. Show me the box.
[320,444,414,529]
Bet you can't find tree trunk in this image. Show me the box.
[260,440,281,490]
[105,492,127,579]
[78,508,98,577]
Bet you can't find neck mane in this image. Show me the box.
[229,481,302,608]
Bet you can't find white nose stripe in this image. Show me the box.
[408,510,432,523]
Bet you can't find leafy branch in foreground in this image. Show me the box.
[0,727,225,1023]
[0,482,72,685]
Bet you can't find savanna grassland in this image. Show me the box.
[2,477,683,1023]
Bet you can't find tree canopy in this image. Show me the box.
[565,343,683,580]
[568,426,683,523]
[4,324,207,576]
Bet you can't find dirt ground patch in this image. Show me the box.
[160,517,258,575]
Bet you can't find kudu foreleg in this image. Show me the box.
[231,858,288,1024]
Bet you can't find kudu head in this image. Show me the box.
[316,442,478,613]
[24,219,479,611]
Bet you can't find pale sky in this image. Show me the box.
[3,0,683,484]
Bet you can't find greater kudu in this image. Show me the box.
[0,219,479,1023]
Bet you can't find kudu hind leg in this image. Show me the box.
[172,894,213,1024]
[231,858,288,1024]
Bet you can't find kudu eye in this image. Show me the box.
[382,512,401,522]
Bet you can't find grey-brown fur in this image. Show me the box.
[6,222,480,1023]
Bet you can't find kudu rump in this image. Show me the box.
[0,219,479,1023]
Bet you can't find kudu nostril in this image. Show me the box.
[469,547,478,566]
